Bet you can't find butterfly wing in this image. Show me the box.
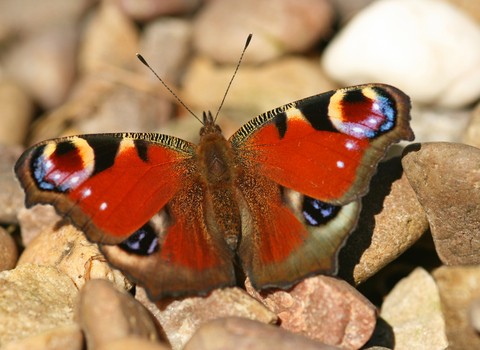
[230,84,413,289]
[15,133,236,298]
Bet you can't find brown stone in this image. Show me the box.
[338,157,429,285]
[97,336,171,350]
[17,205,63,246]
[136,287,277,350]
[0,227,17,272]
[463,101,480,149]
[0,264,77,345]
[0,144,25,224]
[114,0,201,21]
[75,279,160,350]
[18,221,131,291]
[184,317,342,350]
[246,275,376,350]
[402,142,480,265]
[433,265,480,349]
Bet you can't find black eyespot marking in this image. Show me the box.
[134,140,149,163]
[274,112,288,139]
[302,196,341,226]
[81,136,120,176]
[118,223,158,256]
[298,91,337,132]
[55,141,77,156]
[343,89,367,104]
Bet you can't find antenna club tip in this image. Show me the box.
[245,34,253,48]
[136,53,148,66]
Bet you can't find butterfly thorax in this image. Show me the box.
[196,119,242,251]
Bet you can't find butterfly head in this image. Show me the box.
[200,111,222,137]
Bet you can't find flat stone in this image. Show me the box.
[184,317,342,350]
[75,279,160,350]
[0,264,77,345]
[433,266,480,349]
[380,267,448,350]
[402,142,480,265]
[136,287,277,350]
[246,275,376,350]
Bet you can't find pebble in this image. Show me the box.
[463,102,480,149]
[246,275,376,350]
[18,222,132,291]
[17,205,62,246]
[75,279,160,350]
[402,142,480,265]
[114,0,202,22]
[0,81,34,145]
[97,336,172,350]
[184,317,342,350]
[380,267,448,350]
[193,0,334,64]
[433,266,480,349]
[469,298,480,333]
[321,0,480,108]
[0,264,77,345]
[445,0,480,26]
[0,144,25,224]
[136,286,277,350]
[3,22,79,109]
[0,227,17,272]
[1,323,83,350]
[337,157,429,285]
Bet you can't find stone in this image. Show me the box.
[181,55,336,141]
[75,279,159,350]
[78,0,139,73]
[0,264,77,345]
[1,323,83,350]
[338,157,429,285]
[463,102,480,149]
[184,317,342,350]
[380,267,448,350]
[433,266,480,349]
[0,144,26,224]
[246,275,376,350]
[18,221,131,291]
[97,336,171,350]
[402,142,480,265]
[469,298,480,333]
[3,22,79,109]
[193,0,334,64]
[0,227,17,272]
[445,0,480,26]
[136,286,277,350]
[0,81,34,145]
[17,205,63,246]
[114,0,201,21]
[322,0,480,108]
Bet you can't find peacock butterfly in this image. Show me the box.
[15,39,414,301]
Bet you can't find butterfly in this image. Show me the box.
[15,81,413,300]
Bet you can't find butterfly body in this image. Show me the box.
[15,84,414,300]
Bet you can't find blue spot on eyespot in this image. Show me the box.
[302,196,341,226]
[119,224,158,255]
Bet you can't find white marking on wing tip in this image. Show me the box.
[353,127,364,134]
[368,118,378,124]
[373,102,380,111]
[83,188,91,198]
[337,161,345,168]
[100,202,107,210]
[346,141,354,150]
[70,176,79,184]
[53,174,61,180]
[45,160,53,169]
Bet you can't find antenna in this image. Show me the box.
[214,33,252,122]
[136,53,203,124]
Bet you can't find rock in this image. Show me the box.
[445,0,480,26]
[17,205,63,246]
[433,266,480,349]
[193,0,334,64]
[463,102,480,149]
[322,0,480,108]
[78,0,139,73]
[181,55,336,141]
[97,336,171,350]
[18,221,132,292]
[0,227,17,272]
[338,157,429,285]
[380,267,448,350]
[136,286,277,350]
[246,275,376,350]
[0,264,77,345]
[75,279,160,350]
[1,323,83,350]
[114,0,202,21]
[138,18,192,83]
[402,142,480,265]
[331,0,376,22]
[0,144,25,224]
[3,22,79,109]
[184,317,342,350]
[0,81,34,145]
[469,298,480,333]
